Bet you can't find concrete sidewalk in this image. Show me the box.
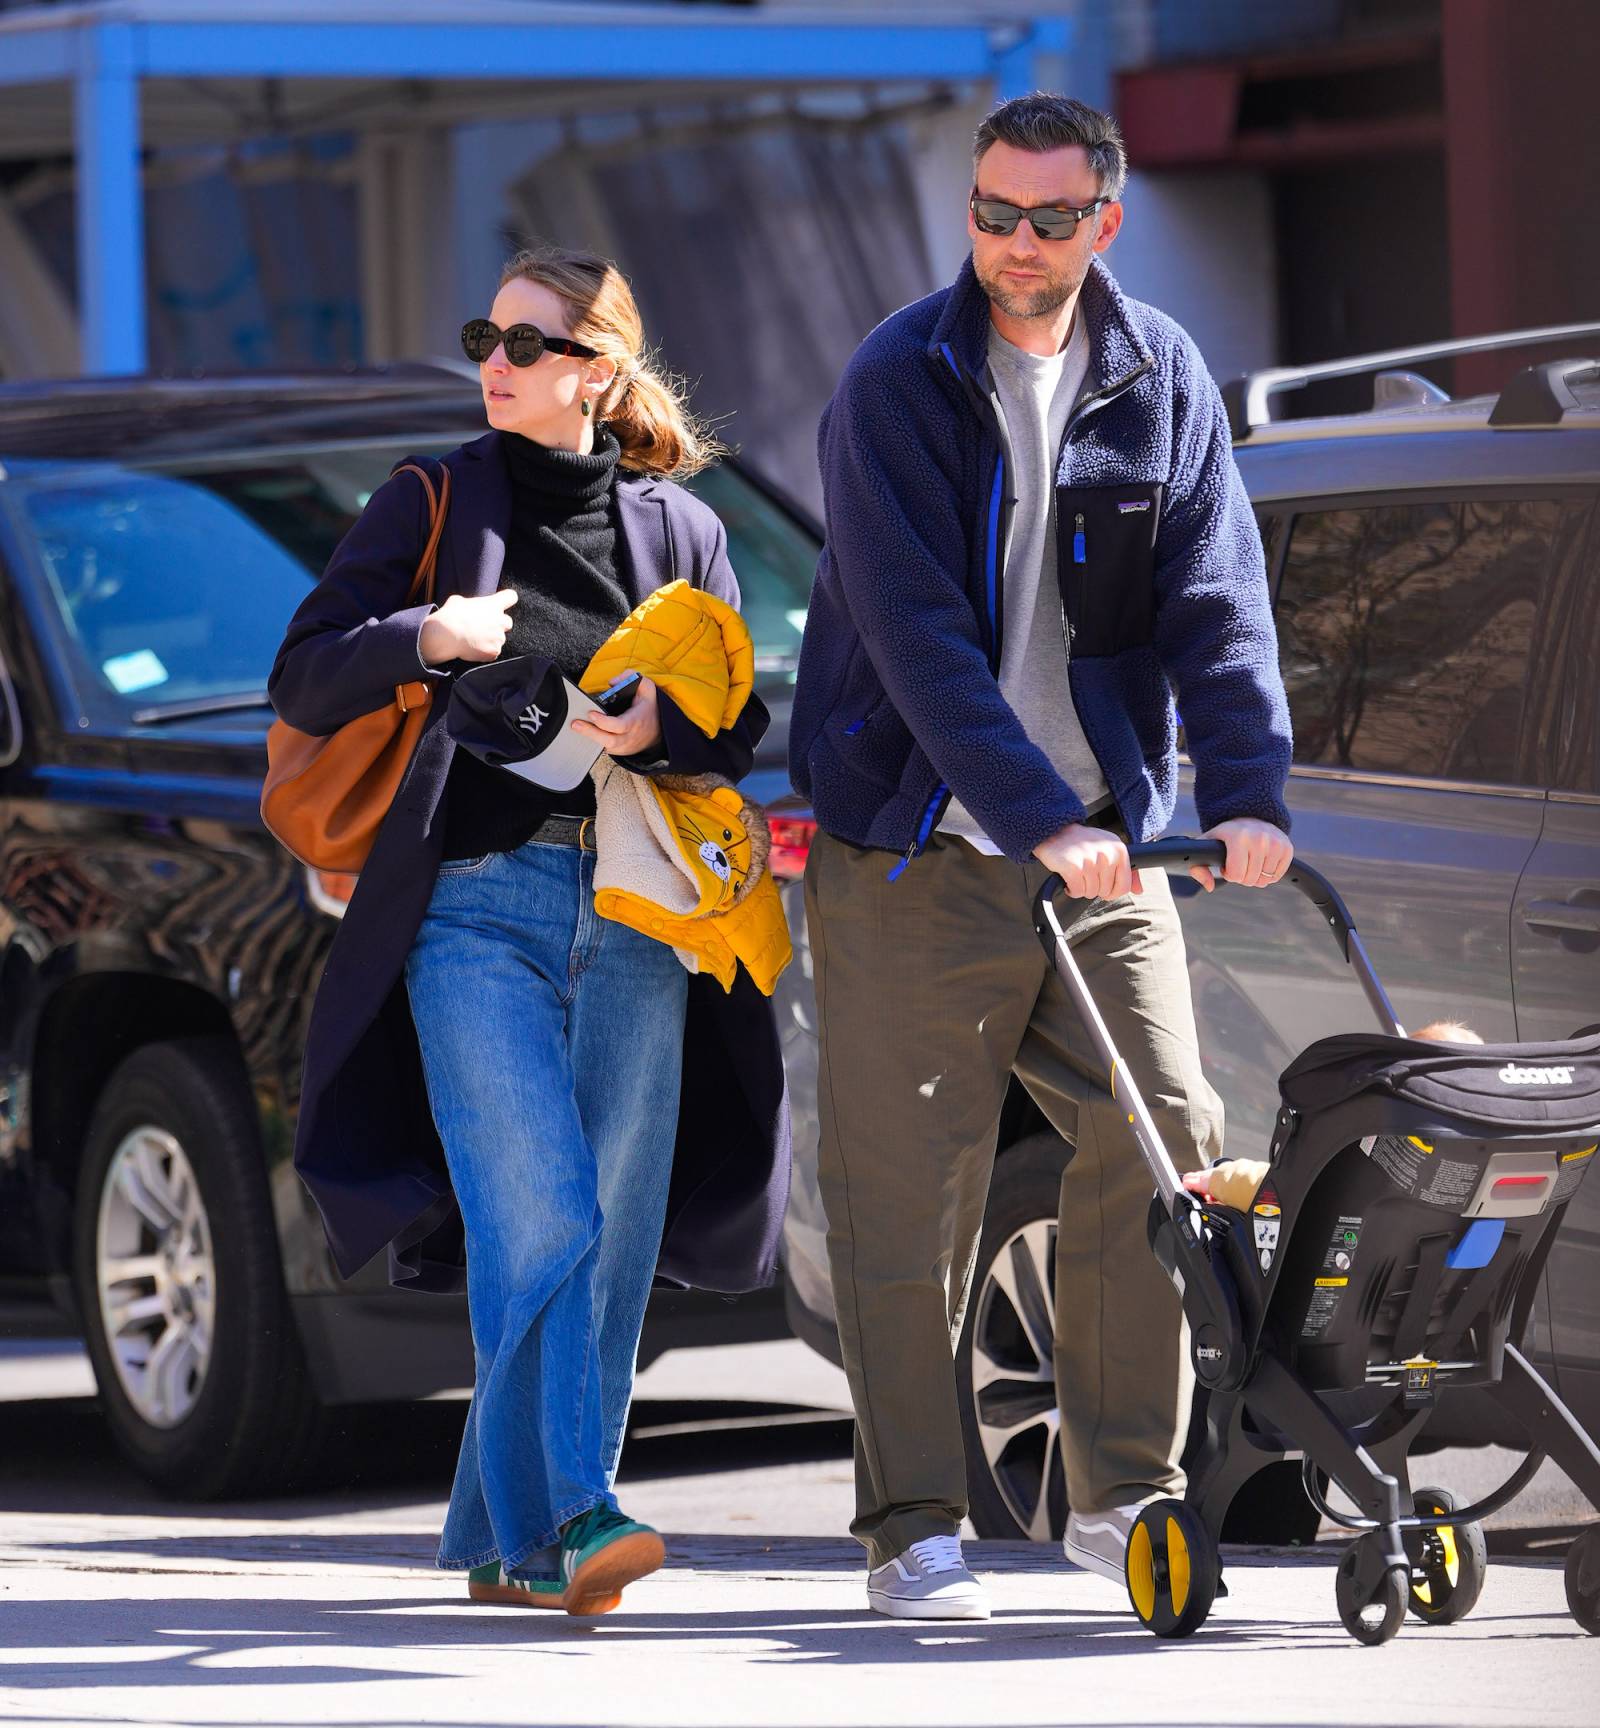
[1,1518,1592,1728]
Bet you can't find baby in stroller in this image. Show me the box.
[1032,841,1600,1644]
[1183,1021,1481,1209]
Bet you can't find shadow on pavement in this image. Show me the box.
[0,1579,1373,1693]
[0,1393,854,1522]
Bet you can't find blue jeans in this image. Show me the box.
[404,839,688,1574]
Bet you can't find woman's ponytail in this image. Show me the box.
[603,355,721,480]
[498,244,723,480]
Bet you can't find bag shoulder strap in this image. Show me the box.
[392,458,452,608]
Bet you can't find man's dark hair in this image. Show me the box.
[973,93,1128,200]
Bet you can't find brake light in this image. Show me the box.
[768,815,817,882]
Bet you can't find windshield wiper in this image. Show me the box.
[130,692,275,725]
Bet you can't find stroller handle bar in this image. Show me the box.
[1033,839,1406,1188]
[1121,840,1402,1038]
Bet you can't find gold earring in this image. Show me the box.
[580,399,591,418]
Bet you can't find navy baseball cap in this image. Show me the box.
[446,655,603,792]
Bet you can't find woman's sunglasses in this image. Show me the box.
[969,194,1112,242]
[461,319,599,367]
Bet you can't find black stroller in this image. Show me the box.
[1034,840,1600,1646]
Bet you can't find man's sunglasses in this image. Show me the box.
[460,319,599,367]
[970,193,1112,242]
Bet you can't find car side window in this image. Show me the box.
[1275,496,1567,786]
[1253,508,1286,600]
[1545,494,1600,795]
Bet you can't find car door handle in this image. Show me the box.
[1522,896,1600,935]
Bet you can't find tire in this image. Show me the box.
[1126,1498,1218,1638]
[1335,1536,1409,1646]
[72,1036,325,1498]
[1565,1524,1600,1635]
[1405,1488,1487,1625]
[957,1133,1071,1542]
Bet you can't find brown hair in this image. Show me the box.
[973,93,1128,200]
[498,245,721,479]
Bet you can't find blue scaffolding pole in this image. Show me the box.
[0,5,1070,377]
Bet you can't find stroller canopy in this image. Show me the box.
[1279,1030,1600,1135]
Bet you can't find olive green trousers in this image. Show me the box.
[805,830,1224,1568]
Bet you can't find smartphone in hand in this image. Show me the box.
[595,671,642,716]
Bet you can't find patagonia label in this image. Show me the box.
[1116,499,1151,514]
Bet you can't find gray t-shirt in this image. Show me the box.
[940,314,1109,853]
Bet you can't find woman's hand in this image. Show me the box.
[419,590,517,665]
[571,675,663,758]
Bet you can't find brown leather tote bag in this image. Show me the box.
[261,461,451,872]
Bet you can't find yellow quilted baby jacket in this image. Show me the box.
[580,582,791,995]
[582,579,753,739]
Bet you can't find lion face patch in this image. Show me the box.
[677,795,752,911]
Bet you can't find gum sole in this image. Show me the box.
[563,1531,666,1616]
[468,1580,566,1609]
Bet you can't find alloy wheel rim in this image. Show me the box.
[95,1127,216,1429]
[968,1217,1064,1541]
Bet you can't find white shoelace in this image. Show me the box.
[907,1534,966,1575]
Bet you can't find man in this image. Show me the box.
[789,93,1293,1621]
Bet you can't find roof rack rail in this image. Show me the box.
[1223,322,1600,439]
[1487,358,1600,428]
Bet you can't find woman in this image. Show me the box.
[268,247,787,1615]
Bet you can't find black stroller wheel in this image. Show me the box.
[1404,1489,1488,1625]
[1125,1499,1217,1638]
[1566,1525,1600,1635]
[1336,1537,1408,1646]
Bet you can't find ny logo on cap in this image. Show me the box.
[516,702,549,738]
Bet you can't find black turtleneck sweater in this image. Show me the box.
[440,430,633,861]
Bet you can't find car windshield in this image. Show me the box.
[12,440,816,722]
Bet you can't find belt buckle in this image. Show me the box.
[578,816,594,853]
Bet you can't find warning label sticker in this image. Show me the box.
[1301,1215,1363,1336]
[1302,1283,1344,1336]
[1252,1184,1281,1275]
[1420,1157,1480,1209]
[1368,1133,1431,1195]
[1553,1145,1597,1204]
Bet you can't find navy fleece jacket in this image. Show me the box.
[789,255,1292,863]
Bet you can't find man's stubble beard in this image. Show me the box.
[974,251,1091,322]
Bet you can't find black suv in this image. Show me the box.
[0,370,816,1496]
[777,331,1600,1543]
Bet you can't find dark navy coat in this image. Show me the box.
[791,256,1292,864]
[268,430,790,1296]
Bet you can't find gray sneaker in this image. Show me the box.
[867,1534,990,1620]
[1062,1503,1150,1585]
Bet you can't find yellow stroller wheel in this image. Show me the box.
[1125,1499,1218,1638]
[1405,1488,1487,1625]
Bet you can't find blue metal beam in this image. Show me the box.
[135,20,1002,83]
[6,7,1071,381]
[0,13,1065,91]
[74,23,147,375]
[993,17,1074,103]
[0,20,75,86]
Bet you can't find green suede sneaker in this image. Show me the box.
[558,1504,665,1616]
[466,1559,565,1609]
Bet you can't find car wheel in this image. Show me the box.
[73,1036,325,1498]
[957,1133,1071,1541]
